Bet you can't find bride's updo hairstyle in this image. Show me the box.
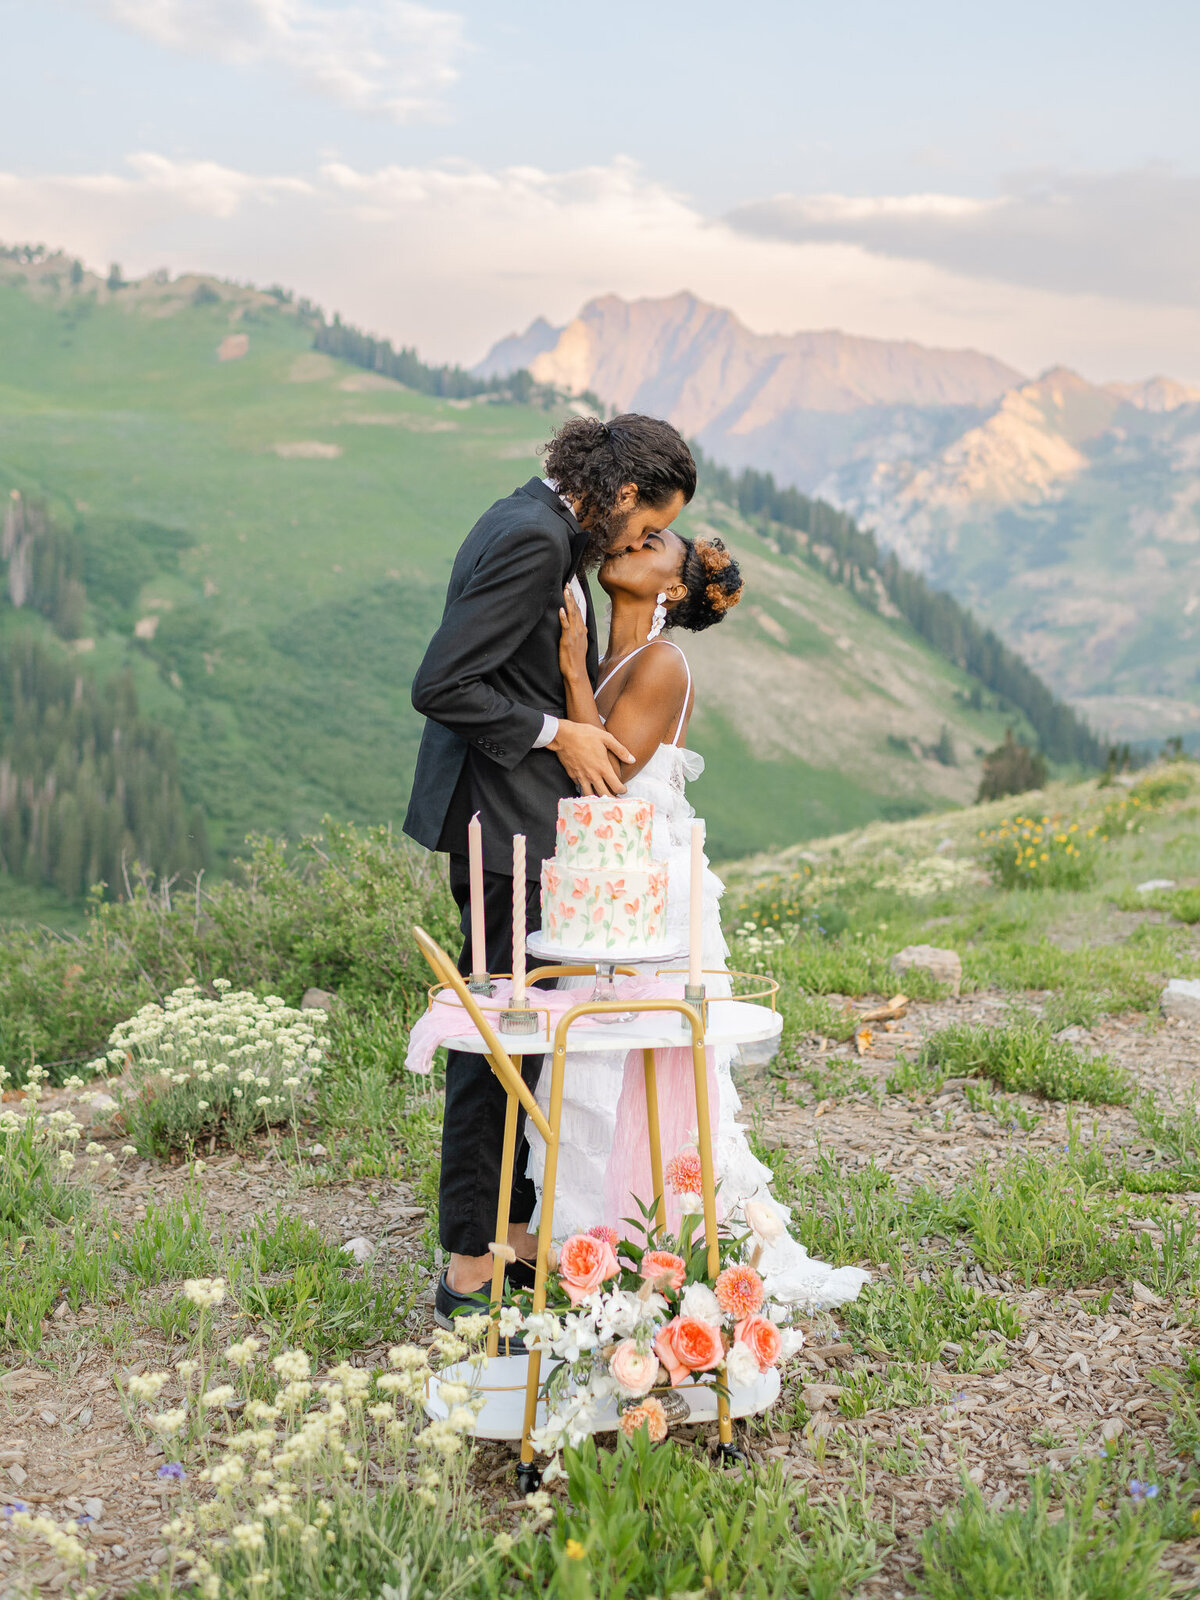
[667,537,744,633]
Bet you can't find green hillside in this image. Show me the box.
[0,255,1058,903]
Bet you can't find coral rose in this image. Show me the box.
[734,1313,782,1372]
[556,1233,619,1307]
[715,1263,765,1320]
[654,1315,724,1386]
[609,1340,658,1398]
[640,1250,686,1292]
[619,1396,668,1442]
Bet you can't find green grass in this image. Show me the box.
[839,1270,1021,1372]
[916,1467,1179,1600]
[916,1020,1133,1105]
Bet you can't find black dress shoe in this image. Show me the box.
[433,1272,526,1352]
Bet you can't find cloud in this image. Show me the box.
[3,151,1200,383]
[726,167,1200,306]
[85,0,464,121]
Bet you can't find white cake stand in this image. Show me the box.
[525,928,687,1021]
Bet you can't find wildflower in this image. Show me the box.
[271,1349,311,1382]
[224,1338,261,1367]
[183,1277,226,1308]
[494,1531,516,1556]
[148,1409,188,1435]
[565,1538,587,1560]
[158,1462,186,1481]
[201,1385,237,1408]
[127,1371,171,1402]
[1128,1480,1159,1503]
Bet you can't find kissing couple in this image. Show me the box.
[404,413,867,1327]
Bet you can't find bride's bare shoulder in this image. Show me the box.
[625,640,689,688]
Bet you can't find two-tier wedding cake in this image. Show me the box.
[539,797,668,953]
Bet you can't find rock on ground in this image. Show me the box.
[1162,978,1200,1023]
[889,944,962,996]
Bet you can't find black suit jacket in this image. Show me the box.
[403,478,599,876]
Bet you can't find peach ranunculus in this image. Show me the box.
[734,1313,782,1372]
[639,1250,686,1292]
[654,1315,724,1385]
[619,1395,668,1442]
[609,1340,658,1398]
[556,1233,619,1307]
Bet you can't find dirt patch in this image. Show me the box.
[270,441,343,460]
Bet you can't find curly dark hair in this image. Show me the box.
[666,536,745,633]
[542,414,697,532]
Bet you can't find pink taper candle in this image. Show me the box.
[689,819,704,989]
[512,833,527,1005]
[467,813,486,976]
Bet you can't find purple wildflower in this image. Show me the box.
[158,1462,186,1481]
[2,1502,27,1517]
[1128,1480,1159,1503]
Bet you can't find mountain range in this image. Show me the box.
[479,294,1200,742]
[0,249,1065,917]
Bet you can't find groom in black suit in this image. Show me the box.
[404,414,696,1320]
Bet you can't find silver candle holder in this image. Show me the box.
[467,973,496,998]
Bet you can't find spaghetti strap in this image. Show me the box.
[595,640,691,744]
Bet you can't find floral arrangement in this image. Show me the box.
[504,1152,805,1462]
[89,981,327,1156]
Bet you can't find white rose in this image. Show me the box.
[743,1200,785,1243]
[678,1191,704,1215]
[679,1282,723,1327]
[724,1340,761,1389]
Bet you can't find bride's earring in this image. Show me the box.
[647,592,668,642]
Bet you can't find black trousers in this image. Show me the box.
[439,854,547,1256]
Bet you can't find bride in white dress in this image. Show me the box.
[524,529,867,1313]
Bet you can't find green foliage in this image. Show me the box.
[116,1192,215,1283]
[980,811,1098,889]
[932,1151,1200,1290]
[238,1210,346,1273]
[916,1468,1176,1600]
[0,633,208,901]
[314,312,536,402]
[233,1257,421,1358]
[917,1020,1133,1105]
[107,983,326,1156]
[978,727,1049,802]
[0,821,456,1081]
[839,1270,1020,1371]
[528,1432,884,1599]
[0,1067,82,1240]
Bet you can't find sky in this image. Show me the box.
[2,0,1198,379]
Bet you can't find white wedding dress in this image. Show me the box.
[525,642,869,1314]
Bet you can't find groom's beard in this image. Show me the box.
[580,505,638,570]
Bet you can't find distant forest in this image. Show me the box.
[0,492,209,900]
[696,451,1103,768]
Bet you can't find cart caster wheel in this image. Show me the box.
[717,1441,748,1470]
[515,1461,542,1495]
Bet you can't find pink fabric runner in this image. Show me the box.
[404,977,721,1233]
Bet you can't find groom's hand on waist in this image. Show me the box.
[548,721,634,797]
